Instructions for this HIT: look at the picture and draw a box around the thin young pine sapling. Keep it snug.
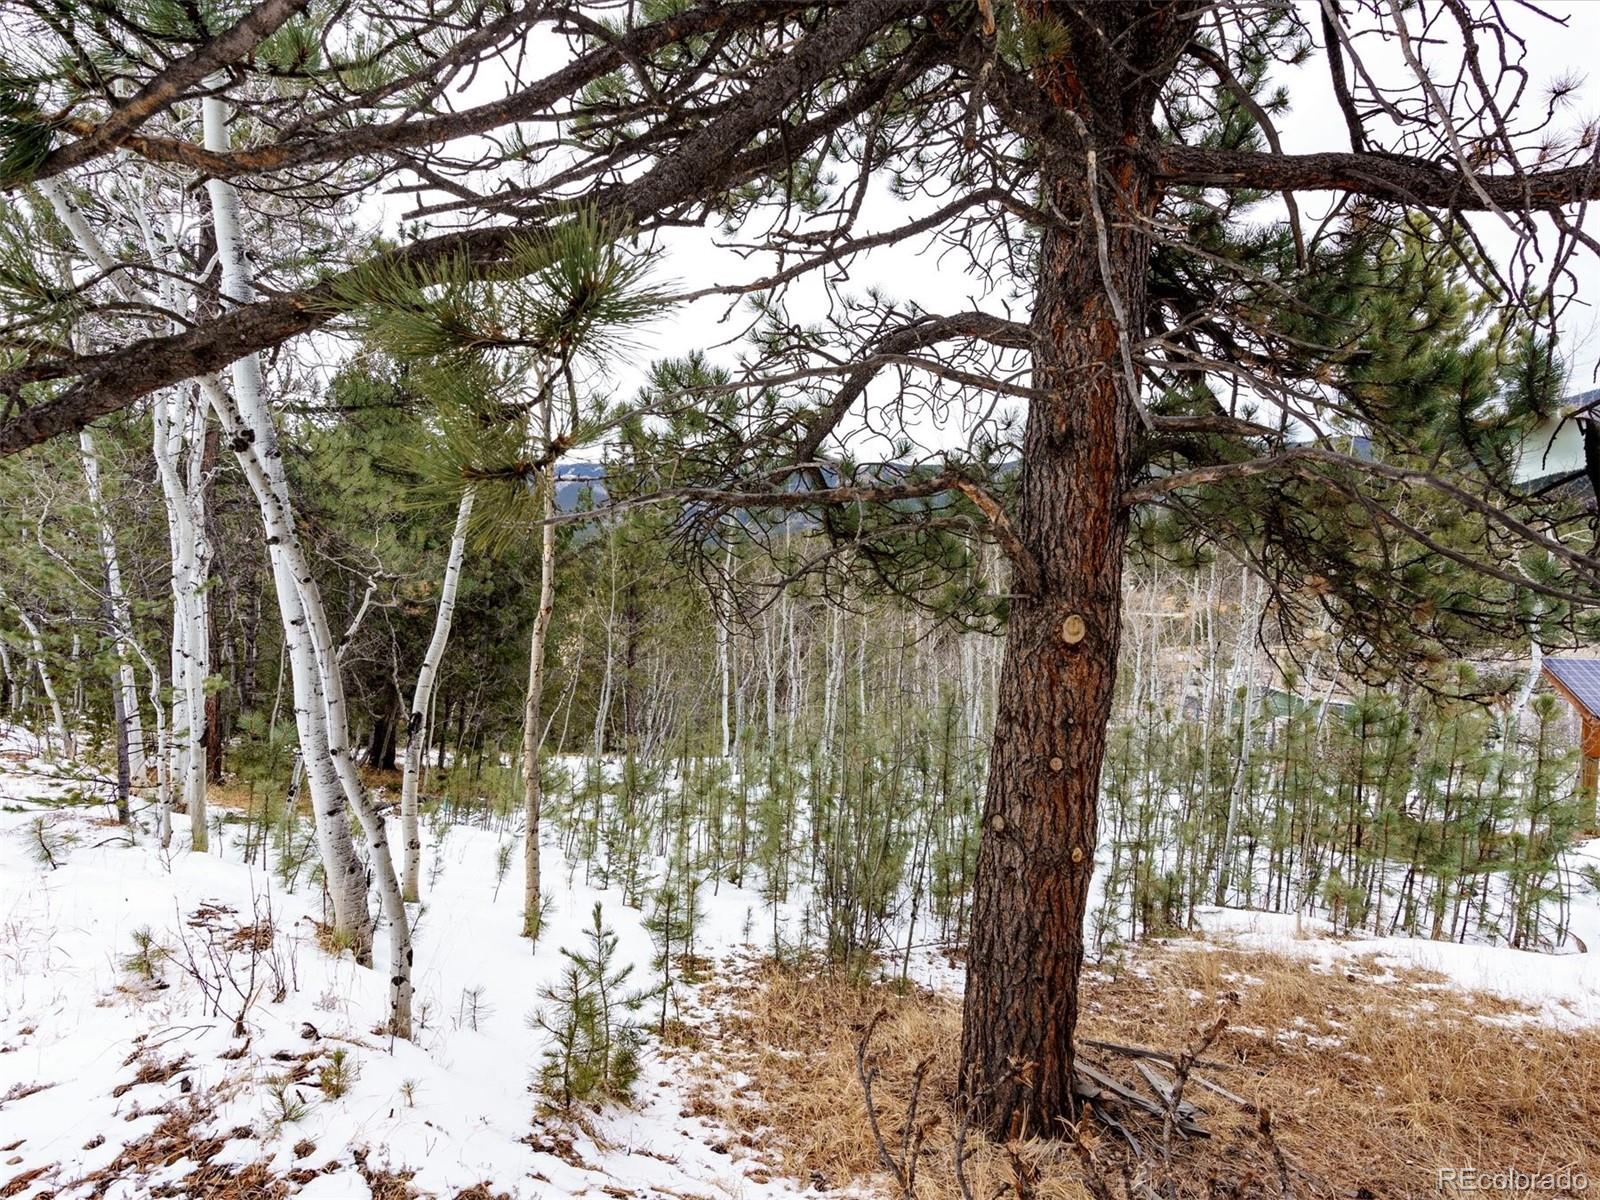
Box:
[644,842,703,1035]
[528,903,650,1109]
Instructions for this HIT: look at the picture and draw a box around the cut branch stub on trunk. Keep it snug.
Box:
[959,0,1199,1140]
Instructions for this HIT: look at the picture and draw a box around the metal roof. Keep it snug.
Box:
[1567,388,1600,419]
[1542,658,1600,719]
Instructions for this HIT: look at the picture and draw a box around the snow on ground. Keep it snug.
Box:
[3,722,1600,1198]
[1187,841,1600,1027]
[0,733,818,1200]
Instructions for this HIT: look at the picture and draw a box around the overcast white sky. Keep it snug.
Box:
[667,1,1600,459]
[364,1,1600,461]
[1269,0,1600,393]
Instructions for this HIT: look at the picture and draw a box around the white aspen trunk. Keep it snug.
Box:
[1511,635,1543,724]
[819,608,836,756]
[183,391,214,815]
[42,177,207,841]
[763,619,778,748]
[131,645,173,846]
[175,399,209,847]
[164,427,189,826]
[522,405,558,939]
[821,606,844,777]
[264,510,372,949]
[12,606,69,758]
[1209,579,1260,908]
[1198,562,1220,785]
[419,671,439,794]
[1502,634,1544,770]
[731,622,744,758]
[201,96,410,1031]
[401,487,475,900]
[201,369,383,974]
[293,535,414,1035]
[40,181,159,782]
[855,615,867,729]
[1216,609,1260,905]
[553,632,583,765]
[52,123,403,1030]
[70,634,83,717]
[717,542,734,758]
[78,430,146,779]
[592,537,617,761]
[151,388,210,851]
[717,604,732,759]
[961,637,979,748]
[785,585,802,726]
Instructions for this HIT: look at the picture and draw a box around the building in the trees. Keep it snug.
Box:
[1539,657,1600,815]
[1513,388,1600,494]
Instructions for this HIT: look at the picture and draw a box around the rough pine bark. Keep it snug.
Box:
[960,0,1196,1137]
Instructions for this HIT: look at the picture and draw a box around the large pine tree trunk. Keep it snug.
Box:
[957,243,1142,1135]
[959,1,1191,1137]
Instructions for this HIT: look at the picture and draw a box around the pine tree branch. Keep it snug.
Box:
[784,312,1031,465]
[21,0,311,184]
[18,1,836,184]
[1149,414,1282,438]
[948,475,1040,595]
[1123,445,1600,584]
[0,0,933,457]
[1158,144,1600,211]
[1318,0,1369,153]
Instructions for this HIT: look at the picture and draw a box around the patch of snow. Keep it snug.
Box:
[0,737,829,1199]
[1188,876,1600,1028]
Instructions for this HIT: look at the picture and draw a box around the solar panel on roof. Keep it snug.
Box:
[1543,658,1600,718]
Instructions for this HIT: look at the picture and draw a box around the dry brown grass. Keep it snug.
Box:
[207,765,398,814]
[687,943,1600,1200]
[358,764,403,792]
[0,1167,50,1199]
[205,779,265,814]
[41,1098,434,1200]
[110,1052,192,1098]
[65,1100,291,1199]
